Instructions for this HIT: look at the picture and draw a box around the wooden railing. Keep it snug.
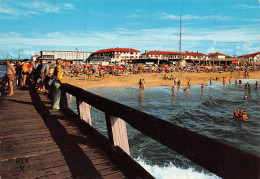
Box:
[60,83,260,178]
[0,77,8,97]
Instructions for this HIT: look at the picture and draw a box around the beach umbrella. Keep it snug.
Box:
[86,65,92,68]
[65,62,71,66]
[139,65,145,68]
[225,65,229,67]
[116,67,123,70]
[200,66,207,69]
[102,65,107,67]
[98,68,103,71]
[163,66,167,69]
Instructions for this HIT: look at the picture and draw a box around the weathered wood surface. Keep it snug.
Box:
[61,83,260,179]
[0,85,153,178]
[105,114,130,155]
[77,98,92,125]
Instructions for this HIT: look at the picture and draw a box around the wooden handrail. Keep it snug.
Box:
[0,76,8,96]
[60,83,260,178]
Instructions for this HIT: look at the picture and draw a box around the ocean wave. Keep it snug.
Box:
[135,158,220,179]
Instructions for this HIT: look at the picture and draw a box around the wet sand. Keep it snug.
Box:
[62,71,260,89]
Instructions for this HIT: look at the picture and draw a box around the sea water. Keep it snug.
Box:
[68,79,260,178]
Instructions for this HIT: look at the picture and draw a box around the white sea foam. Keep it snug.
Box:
[135,158,221,179]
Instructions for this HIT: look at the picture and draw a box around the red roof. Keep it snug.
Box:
[238,52,260,58]
[183,52,208,56]
[225,55,235,58]
[208,52,226,56]
[94,48,140,54]
[33,54,40,57]
[143,51,178,55]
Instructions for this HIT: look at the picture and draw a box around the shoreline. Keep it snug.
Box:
[62,71,260,90]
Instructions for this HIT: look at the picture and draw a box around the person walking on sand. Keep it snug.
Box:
[174,77,177,85]
[5,61,16,96]
[188,80,191,89]
[209,77,212,86]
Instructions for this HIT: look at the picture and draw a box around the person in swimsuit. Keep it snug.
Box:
[5,61,16,96]
[21,59,29,87]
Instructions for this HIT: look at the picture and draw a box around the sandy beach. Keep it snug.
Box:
[62,71,260,89]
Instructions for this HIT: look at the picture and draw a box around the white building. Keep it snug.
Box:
[238,52,260,63]
[208,52,226,59]
[40,50,92,64]
[88,48,140,64]
[141,51,179,59]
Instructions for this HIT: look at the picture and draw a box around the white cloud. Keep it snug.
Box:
[23,50,36,56]
[1,26,259,58]
[0,0,74,19]
[160,14,229,21]
[236,4,260,9]
[20,1,75,13]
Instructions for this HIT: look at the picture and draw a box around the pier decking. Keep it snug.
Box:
[0,85,151,178]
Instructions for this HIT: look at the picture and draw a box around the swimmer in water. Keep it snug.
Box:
[172,86,175,96]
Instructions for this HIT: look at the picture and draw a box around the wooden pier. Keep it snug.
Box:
[0,80,153,178]
[1,78,260,178]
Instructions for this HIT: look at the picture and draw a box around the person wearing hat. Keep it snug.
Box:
[5,61,16,96]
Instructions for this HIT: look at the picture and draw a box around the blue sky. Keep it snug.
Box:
[0,0,260,59]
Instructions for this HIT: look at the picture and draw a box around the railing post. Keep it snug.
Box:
[105,113,130,155]
[60,90,68,109]
[76,98,92,125]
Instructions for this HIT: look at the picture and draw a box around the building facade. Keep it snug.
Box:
[40,50,92,64]
[238,52,260,63]
[141,51,179,59]
[88,48,140,64]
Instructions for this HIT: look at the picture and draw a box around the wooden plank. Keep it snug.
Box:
[105,113,130,155]
[76,98,92,125]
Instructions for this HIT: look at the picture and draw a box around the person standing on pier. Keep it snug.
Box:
[52,58,63,110]
[5,61,16,96]
[39,61,51,92]
[21,59,29,87]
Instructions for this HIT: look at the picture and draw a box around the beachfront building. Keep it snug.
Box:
[141,51,179,60]
[88,48,140,64]
[40,50,92,64]
[139,51,209,64]
[139,50,179,64]
[238,52,260,64]
[207,52,237,66]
